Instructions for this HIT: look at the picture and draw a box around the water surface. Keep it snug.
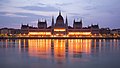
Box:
[0,39,120,68]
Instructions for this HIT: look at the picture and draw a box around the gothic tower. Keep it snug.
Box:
[73,19,82,29]
[51,16,54,35]
[65,15,68,35]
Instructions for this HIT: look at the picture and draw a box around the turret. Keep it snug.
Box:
[73,18,82,29]
[38,19,47,29]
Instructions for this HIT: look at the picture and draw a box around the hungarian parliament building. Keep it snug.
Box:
[5,11,120,37]
[21,11,99,37]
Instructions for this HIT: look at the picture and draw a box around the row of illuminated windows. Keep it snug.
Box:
[28,32,91,36]
[54,29,66,32]
[29,32,51,35]
[68,32,91,35]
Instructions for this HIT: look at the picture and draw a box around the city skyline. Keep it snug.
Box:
[0,0,120,29]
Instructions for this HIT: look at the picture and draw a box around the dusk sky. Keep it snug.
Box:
[0,0,120,29]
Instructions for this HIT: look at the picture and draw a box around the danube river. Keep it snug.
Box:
[0,39,120,68]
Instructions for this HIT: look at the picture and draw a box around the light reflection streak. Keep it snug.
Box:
[99,39,102,53]
[103,39,106,52]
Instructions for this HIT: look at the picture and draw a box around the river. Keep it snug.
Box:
[0,39,120,68]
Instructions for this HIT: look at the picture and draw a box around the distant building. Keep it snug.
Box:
[0,28,15,35]
[111,29,120,35]
[88,24,99,35]
[99,28,111,34]
[21,24,29,34]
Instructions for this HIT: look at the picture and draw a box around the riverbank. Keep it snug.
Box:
[0,36,120,39]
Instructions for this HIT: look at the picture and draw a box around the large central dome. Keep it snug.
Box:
[55,11,64,27]
[56,14,64,23]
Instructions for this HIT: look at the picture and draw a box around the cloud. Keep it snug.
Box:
[0,0,120,28]
[0,12,27,18]
[69,13,89,17]
[0,12,7,15]
[37,3,46,6]
[15,13,50,18]
[0,0,10,4]
[4,13,27,17]
[69,13,81,16]
[84,6,97,10]
[55,3,73,6]
[0,5,57,17]
[20,5,58,12]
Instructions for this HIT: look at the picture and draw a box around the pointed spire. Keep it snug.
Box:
[51,16,54,35]
[73,19,75,22]
[52,16,54,22]
[80,18,82,23]
[52,16,54,25]
[45,19,47,22]
[52,15,54,18]
[59,10,61,15]
[38,19,40,22]
[66,15,68,20]
[65,15,68,35]
[66,15,68,26]
[80,18,82,22]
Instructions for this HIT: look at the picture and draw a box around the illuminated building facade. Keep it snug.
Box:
[21,11,99,37]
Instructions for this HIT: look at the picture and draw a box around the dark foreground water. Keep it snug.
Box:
[0,39,120,68]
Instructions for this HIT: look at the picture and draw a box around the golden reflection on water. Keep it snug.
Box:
[28,39,51,59]
[68,39,91,54]
[16,39,93,61]
[26,39,92,60]
[0,39,120,61]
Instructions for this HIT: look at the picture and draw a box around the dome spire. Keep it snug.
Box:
[59,10,61,15]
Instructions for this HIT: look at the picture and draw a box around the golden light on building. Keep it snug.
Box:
[54,29,66,32]
[68,32,91,36]
[28,32,51,36]
[26,30,92,37]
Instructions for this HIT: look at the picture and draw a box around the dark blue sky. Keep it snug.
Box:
[0,0,120,29]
